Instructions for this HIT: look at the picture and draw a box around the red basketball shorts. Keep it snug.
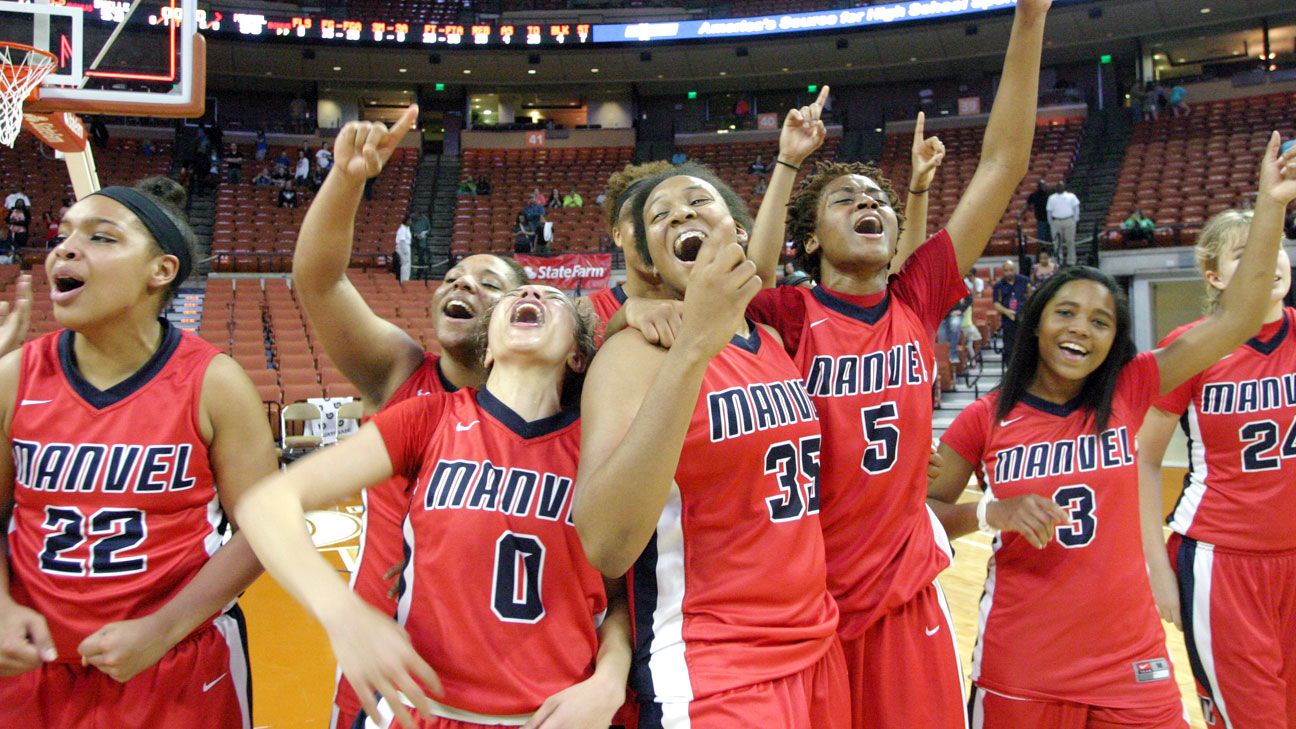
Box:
[0,608,251,729]
[1171,533,1296,728]
[636,636,849,728]
[968,685,1187,729]
[839,580,966,729]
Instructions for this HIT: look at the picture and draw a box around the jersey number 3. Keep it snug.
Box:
[39,506,147,577]
[1052,485,1096,548]
[765,436,821,522]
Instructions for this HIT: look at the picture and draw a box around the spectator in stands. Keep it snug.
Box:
[0,223,13,263]
[395,216,412,282]
[310,165,326,192]
[252,166,273,186]
[523,196,545,228]
[514,213,535,253]
[1121,208,1155,243]
[4,189,29,211]
[993,260,1029,367]
[562,189,583,208]
[1047,181,1081,265]
[294,152,310,185]
[142,139,155,157]
[1170,83,1190,117]
[753,176,768,196]
[670,150,687,165]
[315,144,333,174]
[225,143,244,184]
[538,214,553,254]
[58,197,71,218]
[547,186,563,210]
[412,211,430,250]
[938,290,973,357]
[749,155,768,174]
[1154,81,1169,116]
[1023,178,1052,247]
[1142,81,1160,121]
[6,199,29,249]
[734,98,751,117]
[289,95,309,132]
[458,178,476,195]
[273,151,290,181]
[254,129,268,161]
[89,117,109,147]
[1030,248,1058,287]
[277,181,299,208]
[595,190,608,206]
[531,187,547,206]
[476,176,491,195]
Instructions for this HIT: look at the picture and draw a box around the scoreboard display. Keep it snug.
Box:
[51,0,1019,48]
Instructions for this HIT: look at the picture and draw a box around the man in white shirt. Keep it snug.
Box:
[4,190,30,210]
[1046,181,1081,265]
[394,217,412,282]
[294,153,310,185]
[315,145,332,173]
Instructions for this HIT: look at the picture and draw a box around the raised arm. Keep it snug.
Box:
[293,105,425,407]
[944,0,1050,273]
[892,112,946,271]
[1136,406,1183,630]
[749,86,829,286]
[0,274,31,360]
[574,234,760,577]
[236,423,438,728]
[77,355,275,682]
[1154,134,1296,394]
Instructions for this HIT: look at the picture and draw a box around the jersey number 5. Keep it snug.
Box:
[860,402,899,474]
[1052,485,1096,548]
[492,531,546,624]
[39,506,147,577]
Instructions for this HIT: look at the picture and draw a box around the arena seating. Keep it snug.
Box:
[210,145,418,273]
[678,136,842,212]
[198,276,441,408]
[452,145,633,256]
[1104,90,1296,249]
[879,117,1084,255]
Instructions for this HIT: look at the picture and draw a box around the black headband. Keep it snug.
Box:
[612,177,651,225]
[89,186,192,283]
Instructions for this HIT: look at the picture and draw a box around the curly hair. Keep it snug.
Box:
[627,163,753,269]
[603,160,676,230]
[472,291,598,410]
[785,161,907,280]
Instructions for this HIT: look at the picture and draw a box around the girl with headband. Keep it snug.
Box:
[0,176,276,728]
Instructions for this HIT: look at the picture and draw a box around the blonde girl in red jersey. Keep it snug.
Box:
[236,284,630,729]
[927,136,1296,728]
[1137,205,1296,727]
[0,177,276,728]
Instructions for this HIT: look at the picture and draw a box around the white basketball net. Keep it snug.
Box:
[0,43,57,148]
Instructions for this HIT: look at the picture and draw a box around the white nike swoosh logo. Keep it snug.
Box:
[455,421,479,432]
[810,318,829,328]
[19,399,52,406]
[202,673,227,693]
[925,625,940,636]
[999,417,1024,427]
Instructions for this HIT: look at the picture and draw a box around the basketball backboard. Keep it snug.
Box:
[0,0,204,117]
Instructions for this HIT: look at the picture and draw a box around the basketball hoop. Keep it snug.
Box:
[0,42,57,148]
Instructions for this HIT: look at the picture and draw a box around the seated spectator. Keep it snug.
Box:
[1031,249,1058,286]
[458,178,477,195]
[1121,208,1155,242]
[670,150,687,165]
[513,213,535,253]
[749,155,768,175]
[310,166,326,191]
[562,189,583,208]
[4,189,30,211]
[547,187,562,209]
[278,181,299,208]
[42,211,58,245]
[255,129,268,161]
[1170,84,1190,118]
[141,140,155,157]
[0,223,13,264]
[315,144,333,173]
[476,177,491,195]
[252,166,273,186]
[7,200,29,248]
[294,153,310,185]
[225,143,244,184]
[753,176,768,196]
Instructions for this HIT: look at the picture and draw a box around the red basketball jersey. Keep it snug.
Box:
[627,326,838,704]
[373,388,606,716]
[942,352,1182,708]
[748,232,966,633]
[6,324,223,662]
[585,284,627,346]
[351,353,456,618]
[1155,309,1296,552]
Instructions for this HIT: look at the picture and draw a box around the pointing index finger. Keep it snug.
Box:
[913,111,926,146]
[388,105,420,145]
[814,84,830,110]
